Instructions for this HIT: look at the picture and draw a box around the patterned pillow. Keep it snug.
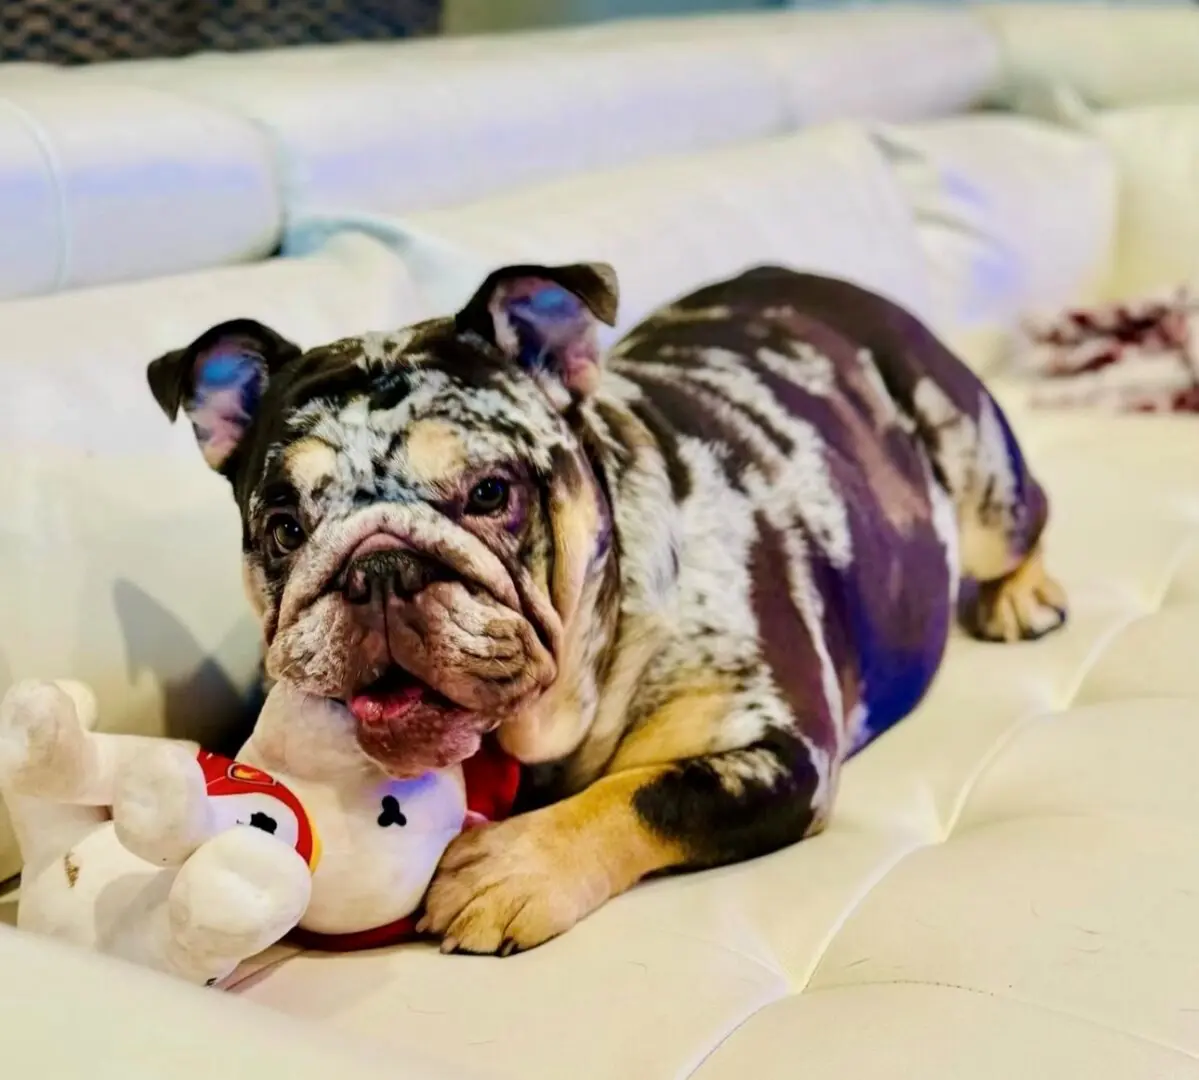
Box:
[0,0,440,64]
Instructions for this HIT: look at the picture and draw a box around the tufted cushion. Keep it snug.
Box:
[0,75,281,301]
[289,124,935,347]
[225,380,1199,1079]
[874,114,1117,374]
[0,234,428,883]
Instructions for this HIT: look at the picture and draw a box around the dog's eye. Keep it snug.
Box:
[465,477,510,516]
[265,513,306,557]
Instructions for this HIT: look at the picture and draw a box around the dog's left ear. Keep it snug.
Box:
[147,318,302,472]
[456,262,619,408]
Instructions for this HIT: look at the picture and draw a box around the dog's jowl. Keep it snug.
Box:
[148,264,1066,956]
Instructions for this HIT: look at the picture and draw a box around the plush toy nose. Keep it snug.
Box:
[343,550,445,605]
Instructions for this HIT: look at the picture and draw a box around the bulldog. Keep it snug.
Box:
[147,264,1066,956]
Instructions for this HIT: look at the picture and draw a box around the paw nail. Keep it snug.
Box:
[499,940,517,958]
[441,937,458,954]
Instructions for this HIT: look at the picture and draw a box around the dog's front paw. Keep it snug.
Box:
[419,811,608,956]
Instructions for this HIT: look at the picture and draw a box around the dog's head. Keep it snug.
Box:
[148,263,619,777]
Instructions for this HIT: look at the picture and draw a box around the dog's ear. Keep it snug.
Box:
[147,319,302,471]
[456,263,619,409]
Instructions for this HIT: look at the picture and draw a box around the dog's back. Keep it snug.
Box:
[598,267,1056,766]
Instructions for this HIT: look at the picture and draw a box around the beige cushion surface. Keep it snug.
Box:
[0,922,479,1080]
[563,7,1000,125]
[222,381,1199,1078]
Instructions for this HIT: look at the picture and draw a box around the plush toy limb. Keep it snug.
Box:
[0,680,193,804]
[0,681,101,872]
[0,680,100,797]
[155,826,312,985]
[0,679,197,875]
[113,741,219,867]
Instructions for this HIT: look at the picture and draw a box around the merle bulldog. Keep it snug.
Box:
[147,264,1066,956]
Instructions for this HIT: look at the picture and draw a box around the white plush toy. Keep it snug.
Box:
[0,678,519,985]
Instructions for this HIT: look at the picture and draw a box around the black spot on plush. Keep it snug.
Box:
[378,795,407,828]
[248,811,278,834]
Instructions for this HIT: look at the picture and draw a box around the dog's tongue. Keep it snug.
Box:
[348,683,425,727]
[349,675,484,778]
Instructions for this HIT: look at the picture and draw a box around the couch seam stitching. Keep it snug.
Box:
[679,996,776,1080]
[792,840,925,996]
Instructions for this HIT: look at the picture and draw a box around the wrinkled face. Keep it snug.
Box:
[148,263,620,776]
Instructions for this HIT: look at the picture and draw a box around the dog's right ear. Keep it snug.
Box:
[147,319,302,471]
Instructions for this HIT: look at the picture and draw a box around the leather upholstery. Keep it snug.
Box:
[219,380,1199,1080]
[980,3,1199,109]
[1085,104,1199,297]
[3,7,1199,1078]
[295,124,936,345]
[873,113,1118,376]
[0,74,280,300]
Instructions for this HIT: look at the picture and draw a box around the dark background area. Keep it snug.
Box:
[0,0,443,63]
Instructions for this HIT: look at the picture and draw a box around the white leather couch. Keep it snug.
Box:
[4,6,1199,1077]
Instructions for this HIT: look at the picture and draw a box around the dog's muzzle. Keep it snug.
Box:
[331,531,556,777]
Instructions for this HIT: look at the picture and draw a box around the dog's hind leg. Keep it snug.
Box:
[732,270,1068,644]
[907,370,1067,643]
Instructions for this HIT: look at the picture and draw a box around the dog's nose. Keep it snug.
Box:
[343,550,443,605]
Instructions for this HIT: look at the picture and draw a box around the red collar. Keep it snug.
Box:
[287,915,422,953]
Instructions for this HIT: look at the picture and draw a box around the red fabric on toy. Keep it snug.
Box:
[286,739,520,954]
[288,913,421,953]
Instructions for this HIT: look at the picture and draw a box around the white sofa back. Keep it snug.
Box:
[0,73,280,301]
[287,112,1116,379]
[290,124,934,342]
[873,114,1116,355]
[63,9,997,219]
[0,4,1195,307]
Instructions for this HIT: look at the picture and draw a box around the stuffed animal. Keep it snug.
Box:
[0,678,519,986]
